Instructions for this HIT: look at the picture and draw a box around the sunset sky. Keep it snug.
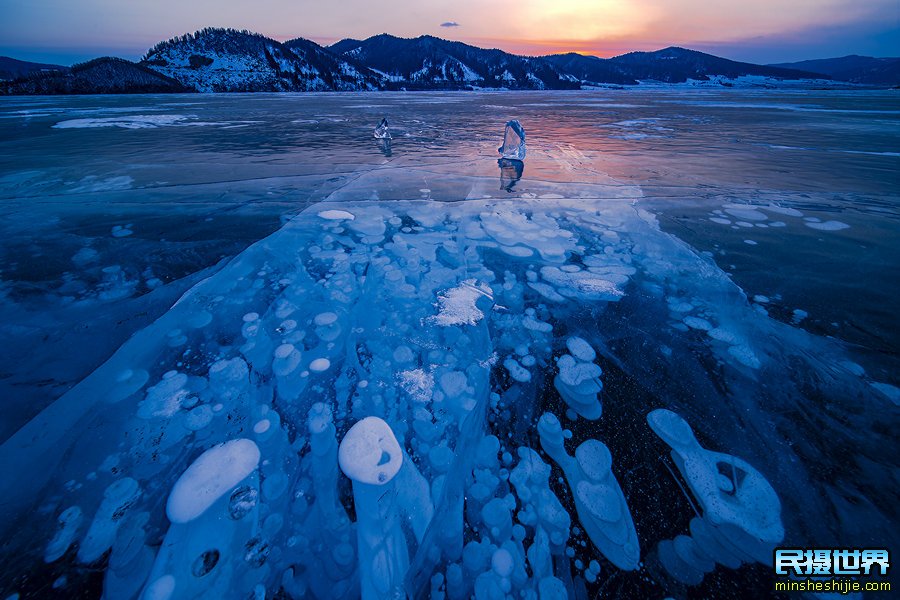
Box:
[1,0,898,65]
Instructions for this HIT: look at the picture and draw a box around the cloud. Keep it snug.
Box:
[440,22,460,28]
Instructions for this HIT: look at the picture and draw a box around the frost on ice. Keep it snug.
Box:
[0,160,892,599]
[430,279,493,327]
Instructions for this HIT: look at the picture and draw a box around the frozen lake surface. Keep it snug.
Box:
[0,90,897,599]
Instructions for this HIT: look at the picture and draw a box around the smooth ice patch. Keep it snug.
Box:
[53,115,190,129]
[805,220,849,231]
[871,382,899,406]
[166,439,261,524]
[723,208,767,222]
[71,176,134,193]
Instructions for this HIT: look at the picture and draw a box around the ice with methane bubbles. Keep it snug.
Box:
[538,413,640,570]
[554,336,604,420]
[0,157,891,600]
[338,416,408,599]
[648,409,784,585]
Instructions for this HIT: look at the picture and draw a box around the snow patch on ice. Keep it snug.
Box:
[430,279,493,326]
[398,368,435,403]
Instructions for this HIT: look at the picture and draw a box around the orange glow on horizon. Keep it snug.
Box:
[298,0,895,61]
[3,0,897,65]
[302,34,658,60]
[460,37,669,59]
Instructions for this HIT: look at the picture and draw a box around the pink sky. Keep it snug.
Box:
[2,0,897,64]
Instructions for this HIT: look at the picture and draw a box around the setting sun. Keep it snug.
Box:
[515,0,659,41]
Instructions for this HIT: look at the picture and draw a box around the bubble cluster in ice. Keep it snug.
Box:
[648,409,784,585]
[11,174,879,600]
[538,413,640,570]
[554,337,603,420]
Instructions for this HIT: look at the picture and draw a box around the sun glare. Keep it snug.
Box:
[518,0,659,41]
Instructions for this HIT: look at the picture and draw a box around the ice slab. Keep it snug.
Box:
[498,120,526,160]
[374,117,391,140]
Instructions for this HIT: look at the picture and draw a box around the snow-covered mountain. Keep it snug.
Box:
[329,34,579,90]
[10,29,892,96]
[141,28,382,92]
